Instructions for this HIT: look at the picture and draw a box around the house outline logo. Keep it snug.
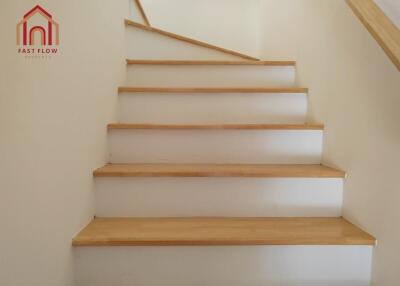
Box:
[17,5,60,46]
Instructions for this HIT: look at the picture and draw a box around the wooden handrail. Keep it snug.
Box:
[125,19,260,60]
[133,0,150,26]
[347,0,400,71]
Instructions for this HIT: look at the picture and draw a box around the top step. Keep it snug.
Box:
[125,19,260,61]
[126,59,296,66]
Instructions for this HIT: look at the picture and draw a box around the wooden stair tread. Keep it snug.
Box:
[126,59,296,66]
[93,164,345,178]
[125,19,259,61]
[118,87,308,93]
[72,217,376,246]
[107,123,324,130]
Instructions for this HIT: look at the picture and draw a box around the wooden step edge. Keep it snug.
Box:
[126,59,296,66]
[118,87,309,93]
[72,217,376,247]
[93,164,346,178]
[107,123,324,130]
[124,19,260,61]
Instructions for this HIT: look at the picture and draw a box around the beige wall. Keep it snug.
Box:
[0,0,127,285]
[135,0,261,57]
[260,1,400,285]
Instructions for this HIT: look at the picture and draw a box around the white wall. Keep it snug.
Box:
[132,0,261,57]
[0,0,127,285]
[260,1,400,285]
[374,0,400,27]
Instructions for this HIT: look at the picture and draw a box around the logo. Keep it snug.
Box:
[16,5,60,57]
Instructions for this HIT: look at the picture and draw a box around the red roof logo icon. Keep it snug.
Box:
[16,5,59,46]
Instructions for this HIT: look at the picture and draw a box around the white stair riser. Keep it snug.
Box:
[126,65,296,87]
[95,178,343,217]
[126,28,241,60]
[118,92,308,124]
[75,246,372,286]
[108,130,323,164]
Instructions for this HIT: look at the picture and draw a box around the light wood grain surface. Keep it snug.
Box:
[73,217,376,246]
[126,59,296,66]
[118,87,308,93]
[107,123,324,130]
[93,164,345,178]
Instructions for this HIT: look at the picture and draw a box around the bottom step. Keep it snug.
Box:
[75,245,373,286]
[73,217,375,246]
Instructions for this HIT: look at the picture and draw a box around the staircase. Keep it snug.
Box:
[73,13,376,286]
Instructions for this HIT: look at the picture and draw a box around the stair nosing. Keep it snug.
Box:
[126,59,296,66]
[72,217,376,246]
[118,87,308,93]
[93,164,346,178]
[107,123,324,130]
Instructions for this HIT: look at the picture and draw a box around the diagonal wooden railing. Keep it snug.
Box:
[125,19,260,60]
[129,1,259,60]
[347,0,400,71]
[133,0,150,26]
